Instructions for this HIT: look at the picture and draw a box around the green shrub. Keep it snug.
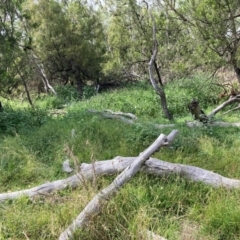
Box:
[55,85,79,101]
[0,106,48,135]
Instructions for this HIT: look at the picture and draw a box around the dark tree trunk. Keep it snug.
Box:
[18,70,34,108]
[154,60,163,86]
[0,102,3,112]
[233,64,240,85]
[74,68,83,97]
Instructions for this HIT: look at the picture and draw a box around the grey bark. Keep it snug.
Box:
[31,53,57,95]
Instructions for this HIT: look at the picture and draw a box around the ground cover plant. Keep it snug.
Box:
[1,75,240,239]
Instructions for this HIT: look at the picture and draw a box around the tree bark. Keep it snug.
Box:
[149,15,173,121]
[154,60,163,86]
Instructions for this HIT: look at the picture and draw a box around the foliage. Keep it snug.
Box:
[23,0,106,94]
[0,106,48,135]
[170,0,240,81]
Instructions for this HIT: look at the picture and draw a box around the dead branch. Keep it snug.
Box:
[103,109,137,119]
[208,95,240,118]
[59,130,178,240]
[222,104,240,115]
[186,121,240,127]
[2,153,240,204]
[88,109,175,128]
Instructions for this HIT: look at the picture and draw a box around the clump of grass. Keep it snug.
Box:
[165,74,222,116]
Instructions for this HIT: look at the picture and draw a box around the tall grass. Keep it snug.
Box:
[0,75,240,239]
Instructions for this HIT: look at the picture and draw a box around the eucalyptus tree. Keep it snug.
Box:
[164,0,240,83]
[102,0,152,81]
[101,0,174,120]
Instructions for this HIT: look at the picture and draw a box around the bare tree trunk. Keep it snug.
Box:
[18,70,34,108]
[72,64,84,97]
[30,52,57,95]
[149,16,173,120]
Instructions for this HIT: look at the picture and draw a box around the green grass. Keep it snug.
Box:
[1,75,240,239]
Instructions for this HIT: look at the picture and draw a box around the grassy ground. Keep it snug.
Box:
[1,76,240,239]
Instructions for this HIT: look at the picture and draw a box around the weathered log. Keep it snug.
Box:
[88,109,175,128]
[3,152,240,203]
[88,109,135,124]
[59,130,178,240]
[89,109,137,120]
[186,121,240,128]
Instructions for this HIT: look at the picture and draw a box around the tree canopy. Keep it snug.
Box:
[0,0,240,97]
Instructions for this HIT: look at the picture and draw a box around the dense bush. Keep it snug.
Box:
[0,106,48,135]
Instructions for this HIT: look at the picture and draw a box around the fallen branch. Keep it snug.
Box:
[222,104,240,115]
[59,130,178,240]
[88,109,137,119]
[88,109,135,124]
[88,109,175,128]
[3,150,240,203]
[208,95,240,118]
[186,121,240,128]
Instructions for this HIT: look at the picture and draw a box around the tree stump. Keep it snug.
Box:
[188,99,208,122]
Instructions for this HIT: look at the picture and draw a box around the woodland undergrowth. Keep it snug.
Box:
[1,75,240,240]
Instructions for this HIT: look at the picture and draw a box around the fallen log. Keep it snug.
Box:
[88,109,136,124]
[186,121,240,128]
[59,130,178,240]
[88,108,240,129]
[2,154,240,203]
[208,95,240,119]
[88,109,175,128]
